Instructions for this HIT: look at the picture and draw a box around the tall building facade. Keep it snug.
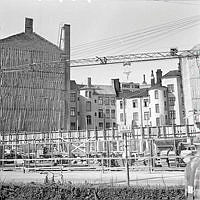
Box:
[79,78,117,130]
[180,44,200,125]
[0,18,70,132]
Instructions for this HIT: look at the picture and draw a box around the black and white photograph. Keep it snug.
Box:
[0,0,200,199]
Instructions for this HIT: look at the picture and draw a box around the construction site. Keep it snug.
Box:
[0,17,200,174]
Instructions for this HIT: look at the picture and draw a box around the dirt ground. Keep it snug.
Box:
[0,169,185,186]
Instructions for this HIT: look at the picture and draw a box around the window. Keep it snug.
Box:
[98,109,103,118]
[88,91,92,98]
[70,122,76,130]
[86,115,92,125]
[167,84,174,92]
[144,112,149,120]
[169,97,175,106]
[111,97,115,105]
[99,122,103,129]
[164,101,167,110]
[144,99,148,107]
[155,104,159,113]
[94,99,97,103]
[155,90,159,99]
[120,113,124,122]
[149,108,151,117]
[156,117,160,126]
[105,97,110,105]
[111,110,115,119]
[70,93,76,102]
[106,122,110,129]
[86,101,91,111]
[132,100,138,108]
[105,109,110,118]
[169,110,176,119]
[98,97,103,105]
[85,91,88,97]
[133,112,138,121]
[120,101,123,109]
[164,90,167,97]
[70,107,76,116]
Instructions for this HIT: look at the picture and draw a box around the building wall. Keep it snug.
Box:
[149,87,168,126]
[79,88,116,130]
[162,76,185,125]
[0,19,70,132]
[181,56,200,124]
[116,96,150,129]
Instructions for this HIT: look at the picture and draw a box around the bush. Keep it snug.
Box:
[0,183,185,200]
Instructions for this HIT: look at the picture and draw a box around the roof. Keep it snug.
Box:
[0,32,62,53]
[117,88,149,99]
[79,84,116,95]
[162,70,181,79]
[148,84,167,90]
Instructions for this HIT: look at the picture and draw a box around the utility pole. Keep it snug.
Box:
[125,132,130,186]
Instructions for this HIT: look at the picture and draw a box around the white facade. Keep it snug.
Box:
[116,89,150,129]
[148,86,168,126]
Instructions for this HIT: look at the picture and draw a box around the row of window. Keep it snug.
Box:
[119,110,175,123]
[119,99,149,109]
[98,109,115,119]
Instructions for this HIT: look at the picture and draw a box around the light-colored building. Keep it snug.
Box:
[79,78,117,130]
[162,70,185,125]
[180,44,200,125]
[116,88,150,129]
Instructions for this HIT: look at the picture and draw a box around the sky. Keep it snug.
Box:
[0,0,200,85]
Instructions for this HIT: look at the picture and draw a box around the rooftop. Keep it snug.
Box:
[117,88,149,99]
[162,70,181,79]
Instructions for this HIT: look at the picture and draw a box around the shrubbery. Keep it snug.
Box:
[0,182,185,200]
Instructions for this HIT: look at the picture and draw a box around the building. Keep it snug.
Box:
[116,88,149,129]
[162,70,185,125]
[0,18,70,133]
[70,80,80,130]
[79,78,117,130]
[180,44,200,125]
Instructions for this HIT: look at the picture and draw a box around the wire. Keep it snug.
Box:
[71,17,200,58]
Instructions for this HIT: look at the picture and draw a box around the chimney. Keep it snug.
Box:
[142,74,147,85]
[25,18,33,34]
[88,77,91,87]
[156,69,162,86]
[151,70,155,86]
[111,78,121,97]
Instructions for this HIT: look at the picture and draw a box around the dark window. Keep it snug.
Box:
[111,110,115,119]
[144,99,148,107]
[70,122,76,130]
[85,91,88,97]
[169,110,176,119]
[132,100,138,108]
[106,122,110,129]
[156,117,160,126]
[99,122,103,129]
[120,101,123,109]
[89,91,92,98]
[98,109,103,118]
[86,115,92,125]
